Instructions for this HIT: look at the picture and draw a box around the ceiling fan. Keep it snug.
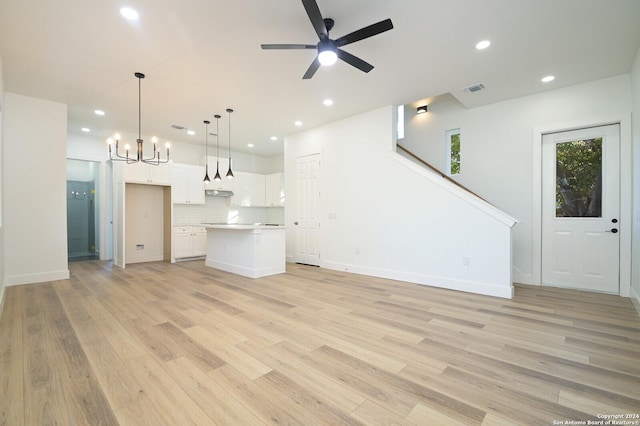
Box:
[261,0,393,79]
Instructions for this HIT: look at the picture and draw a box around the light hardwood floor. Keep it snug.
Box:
[1,260,639,425]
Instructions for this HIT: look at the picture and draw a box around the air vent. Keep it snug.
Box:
[463,83,485,93]
[171,124,185,130]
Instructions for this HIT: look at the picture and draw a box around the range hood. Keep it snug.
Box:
[205,189,234,197]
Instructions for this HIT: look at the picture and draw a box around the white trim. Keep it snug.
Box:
[322,260,514,299]
[532,114,632,297]
[6,269,70,286]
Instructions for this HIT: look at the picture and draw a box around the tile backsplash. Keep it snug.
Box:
[173,196,284,225]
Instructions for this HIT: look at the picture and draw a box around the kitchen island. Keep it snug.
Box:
[203,224,286,278]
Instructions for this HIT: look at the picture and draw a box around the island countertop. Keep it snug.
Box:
[201,223,285,230]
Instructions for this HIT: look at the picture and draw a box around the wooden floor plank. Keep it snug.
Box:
[23,284,118,425]
[161,356,267,426]
[1,260,638,425]
[0,285,24,426]
[123,354,214,425]
[238,339,368,413]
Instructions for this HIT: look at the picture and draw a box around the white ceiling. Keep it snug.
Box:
[1,0,639,157]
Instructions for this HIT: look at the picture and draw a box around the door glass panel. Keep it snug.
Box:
[555,138,602,218]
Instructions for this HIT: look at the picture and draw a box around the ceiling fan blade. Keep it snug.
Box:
[337,49,374,73]
[302,0,328,40]
[261,44,317,50]
[302,57,321,79]
[335,18,394,47]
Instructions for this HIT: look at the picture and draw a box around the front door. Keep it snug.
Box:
[541,124,620,293]
[295,154,321,266]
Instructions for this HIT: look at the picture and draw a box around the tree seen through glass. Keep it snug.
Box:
[450,133,460,175]
[555,138,602,217]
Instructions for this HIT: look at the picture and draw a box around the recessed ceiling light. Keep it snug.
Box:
[94,109,105,116]
[323,99,333,106]
[541,75,555,83]
[81,127,90,132]
[247,143,254,148]
[120,7,139,21]
[187,130,195,135]
[475,40,491,50]
[294,120,303,127]
[270,136,278,141]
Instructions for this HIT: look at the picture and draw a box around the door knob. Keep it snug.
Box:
[611,218,618,223]
[294,221,299,225]
[606,228,618,233]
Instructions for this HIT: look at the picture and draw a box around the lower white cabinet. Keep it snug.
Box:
[174,226,207,259]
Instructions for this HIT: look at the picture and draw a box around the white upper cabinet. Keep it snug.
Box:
[230,172,265,206]
[123,161,172,185]
[265,172,285,206]
[172,163,205,204]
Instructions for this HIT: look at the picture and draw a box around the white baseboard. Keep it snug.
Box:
[6,269,70,286]
[205,259,286,279]
[321,261,513,299]
[0,284,5,320]
[512,267,535,285]
[630,286,640,317]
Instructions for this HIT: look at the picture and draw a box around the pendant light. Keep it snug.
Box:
[203,120,211,182]
[108,72,170,165]
[226,108,234,179]
[214,114,222,181]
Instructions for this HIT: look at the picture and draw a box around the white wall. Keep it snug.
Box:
[125,184,165,263]
[4,93,69,285]
[69,131,284,186]
[401,75,633,291]
[285,106,516,298]
[0,53,5,310]
[630,48,640,311]
[83,130,283,174]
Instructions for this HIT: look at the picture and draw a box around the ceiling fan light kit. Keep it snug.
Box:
[318,40,338,65]
[261,0,393,79]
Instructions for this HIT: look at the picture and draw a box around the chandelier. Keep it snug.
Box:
[108,72,170,165]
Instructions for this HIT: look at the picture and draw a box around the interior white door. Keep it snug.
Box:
[542,124,620,293]
[295,154,321,265]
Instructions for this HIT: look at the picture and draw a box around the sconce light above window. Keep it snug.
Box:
[416,105,428,114]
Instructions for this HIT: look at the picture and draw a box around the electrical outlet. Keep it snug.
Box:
[136,244,144,250]
[462,256,470,266]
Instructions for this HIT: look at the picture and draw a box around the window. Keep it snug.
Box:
[555,138,602,217]
[446,129,461,175]
[396,105,404,140]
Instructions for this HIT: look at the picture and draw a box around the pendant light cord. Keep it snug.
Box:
[226,108,234,178]
[138,76,141,140]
